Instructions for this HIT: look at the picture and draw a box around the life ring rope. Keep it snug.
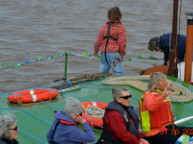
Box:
[82,114,103,128]
[9,93,54,104]
[81,101,108,128]
[8,88,58,104]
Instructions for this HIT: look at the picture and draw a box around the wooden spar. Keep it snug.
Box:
[168,0,178,77]
[184,13,193,84]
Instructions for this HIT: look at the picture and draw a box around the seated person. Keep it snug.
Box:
[0,113,19,144]
[139,72,193,144]
[47,97,96,144]
[97,87,149,144]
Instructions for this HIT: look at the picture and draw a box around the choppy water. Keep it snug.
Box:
[0,0,192,93]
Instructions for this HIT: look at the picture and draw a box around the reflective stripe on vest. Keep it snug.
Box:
[139,95,150,132]
[139,90,172,132]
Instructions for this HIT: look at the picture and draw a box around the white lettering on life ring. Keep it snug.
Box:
[30,89,34,95]
[32,94,37,102]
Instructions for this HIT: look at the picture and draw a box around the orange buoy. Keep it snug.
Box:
[8,88,59,104]
[81,101,108,128]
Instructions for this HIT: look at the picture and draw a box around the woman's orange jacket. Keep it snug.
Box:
[140,91,174,137]
[94,22,126,56]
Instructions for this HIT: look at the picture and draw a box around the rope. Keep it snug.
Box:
[102,76,193,103]
[69,72,113,84]
[82,104,105,129]
[0,52,163,70]
[84,104,105,119]
[82,114,103,128]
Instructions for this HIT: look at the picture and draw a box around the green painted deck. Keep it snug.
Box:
[0,76,193,144]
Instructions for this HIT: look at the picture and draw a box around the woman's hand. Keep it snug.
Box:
[162,84,173,99]
[71,114,86,124]
[139,138,149,144]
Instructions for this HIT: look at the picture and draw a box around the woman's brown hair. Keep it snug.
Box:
[107,7,122,23]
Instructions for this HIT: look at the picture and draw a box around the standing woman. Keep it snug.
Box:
[0,114,19,144]
[93,7,127,76]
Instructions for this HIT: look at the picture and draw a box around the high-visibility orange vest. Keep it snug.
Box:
[139,90,174,136]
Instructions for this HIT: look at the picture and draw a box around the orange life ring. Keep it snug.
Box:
[81,101,108,128]
[8,88,59,104]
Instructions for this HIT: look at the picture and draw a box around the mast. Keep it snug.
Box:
[184,13,193,84]
[168,0,178,77]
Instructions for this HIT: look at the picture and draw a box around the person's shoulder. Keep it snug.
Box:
[101,22,108,28]
[99,23,108,31]
[180,34,186,38]
[164,33,186,38]
[106,109,120,116]
[116,24,126,32]
[145,91,160,97]
[162,33,170,37]
[118,23,125,28]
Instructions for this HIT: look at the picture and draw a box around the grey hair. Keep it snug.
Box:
[0,114,17,139]
[112,87,129,100]
[148,72,166,91]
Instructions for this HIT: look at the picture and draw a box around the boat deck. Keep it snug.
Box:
[0,76,193,144]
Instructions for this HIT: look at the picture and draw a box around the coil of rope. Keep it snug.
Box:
[102,75,193,103]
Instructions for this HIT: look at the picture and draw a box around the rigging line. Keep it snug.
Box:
[0,52,163,70]
[0,54,64,70]
[178,0,183,80]
[0,108,52,125]
[178,0,182,35]
[19,129,48,144]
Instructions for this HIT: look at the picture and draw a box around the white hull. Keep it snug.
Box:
[177,61,193,82]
